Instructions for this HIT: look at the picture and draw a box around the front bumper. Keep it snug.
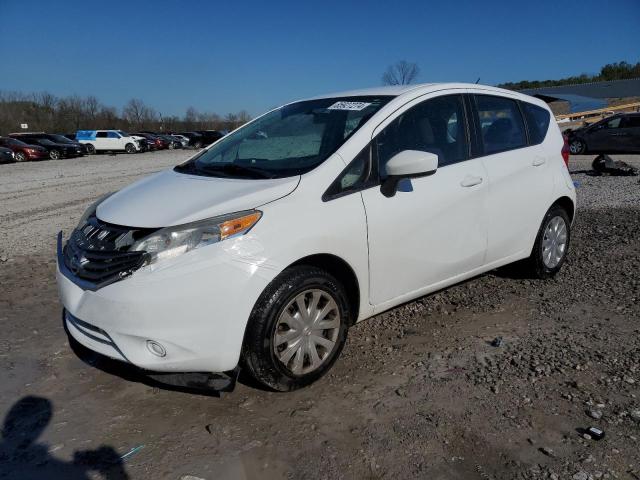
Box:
[56,231,275,373]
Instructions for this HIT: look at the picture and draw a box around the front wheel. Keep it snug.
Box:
[569,139,585,155]
[14,151,27,162]
[49,149,61,160]
[523,205,571,279]
[125,143,136,154]
[242,266,351,391]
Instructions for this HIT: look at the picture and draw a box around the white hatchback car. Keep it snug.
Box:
[57,83,576,391]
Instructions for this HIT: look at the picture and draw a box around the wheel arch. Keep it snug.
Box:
[288,253,361,324]
[551,196,575,223]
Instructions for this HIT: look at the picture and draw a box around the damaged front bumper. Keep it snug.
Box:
[63,309,240,393]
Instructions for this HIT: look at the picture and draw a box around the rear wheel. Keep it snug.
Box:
[193,141,203,149]
[242,266,351,391]
[125,143,136,154]
[168,142,176,150]
[14,151,27,162]
[523,205,571,279]
[85,144,96,155]
[49,149,61,160]
[569,139,585,155]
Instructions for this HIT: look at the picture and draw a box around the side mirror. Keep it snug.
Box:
[381,150,438,197]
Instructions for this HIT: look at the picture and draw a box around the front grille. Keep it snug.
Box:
[63,215,155,287]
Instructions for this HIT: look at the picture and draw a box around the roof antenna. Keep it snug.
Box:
[475,77,481,84]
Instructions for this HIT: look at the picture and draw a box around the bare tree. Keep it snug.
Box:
[0,89,250,134]
[382,60,420,85]
[122,99,157,129]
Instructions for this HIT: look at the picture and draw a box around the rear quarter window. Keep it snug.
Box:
[521,102,551,145]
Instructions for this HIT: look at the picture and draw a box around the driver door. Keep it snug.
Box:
[361,93,488,308]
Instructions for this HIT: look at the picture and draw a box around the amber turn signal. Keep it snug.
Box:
[220,212,262,240]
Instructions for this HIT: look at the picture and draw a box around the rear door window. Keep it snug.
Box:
[620,116,640,128]
[96,132,108,138]
[474,95,527,155]
[521,102,551,145]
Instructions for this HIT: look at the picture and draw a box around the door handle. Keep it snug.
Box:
[532,157,546,167]
[460,175,483,187]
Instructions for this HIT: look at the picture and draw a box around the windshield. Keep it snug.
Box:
[49,134,73,143]
[39,139,55,145]
[117,130,130,137]
[3,138,28,147]
[175,96,392,179]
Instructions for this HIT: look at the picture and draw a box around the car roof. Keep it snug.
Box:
[304,82,547,107]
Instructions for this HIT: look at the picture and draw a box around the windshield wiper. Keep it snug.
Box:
[198,163,276,179]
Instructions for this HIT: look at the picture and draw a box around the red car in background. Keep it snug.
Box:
[132,133,169,150]
[0,136,49,161]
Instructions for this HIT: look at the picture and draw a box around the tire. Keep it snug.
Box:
[168,142,176,150]
[85,144,96,155]
[14,151,27,162]
[523,205,571,279]
[242,266,351,391]
[125,143,136,154]
[193,141,203,149]
[569,139,585,155]
[49,149,61,160]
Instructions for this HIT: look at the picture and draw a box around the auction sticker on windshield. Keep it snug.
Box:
[327,101,372,111]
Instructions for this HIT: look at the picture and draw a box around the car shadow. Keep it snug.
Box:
[0,396,129,480]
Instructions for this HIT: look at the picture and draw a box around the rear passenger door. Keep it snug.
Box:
[471,94,553,264]
[617,115,640,152]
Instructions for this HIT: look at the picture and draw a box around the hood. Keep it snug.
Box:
[96,169,300,228]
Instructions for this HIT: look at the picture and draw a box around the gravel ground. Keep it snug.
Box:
[0,149,194,259]
[0,152,638,479]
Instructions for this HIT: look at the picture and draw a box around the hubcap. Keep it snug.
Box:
[51,151,59,159]
[569,141,582,154]
[273,289,341,375]
[542,216,567,268]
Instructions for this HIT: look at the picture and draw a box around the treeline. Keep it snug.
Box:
[498,61,640,91]
[0,91,251,134]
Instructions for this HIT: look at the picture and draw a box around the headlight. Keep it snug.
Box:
[77,192,114,229]
[131,210,262,265]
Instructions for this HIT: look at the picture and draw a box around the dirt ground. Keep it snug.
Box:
[0,152,639,480]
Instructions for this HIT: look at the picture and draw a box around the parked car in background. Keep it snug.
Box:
[195,130,224,146]
[169,134,189,147]
[9,132,88,155]
[178,131,205,148]
[9,133,83,160]
[57,83,576,392]
[132,132,167,150]
[76,130,143,154]
[0,137,49,161]
[567,112,640,154]
[158,134,183,149]
[0,146,14,163]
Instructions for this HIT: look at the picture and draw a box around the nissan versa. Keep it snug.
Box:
[57,83,576,391]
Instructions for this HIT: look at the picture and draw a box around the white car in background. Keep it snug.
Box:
[57,83,575,392]
[76,129,142,154]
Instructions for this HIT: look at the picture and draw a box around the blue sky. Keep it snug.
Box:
[0,0,638,117]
